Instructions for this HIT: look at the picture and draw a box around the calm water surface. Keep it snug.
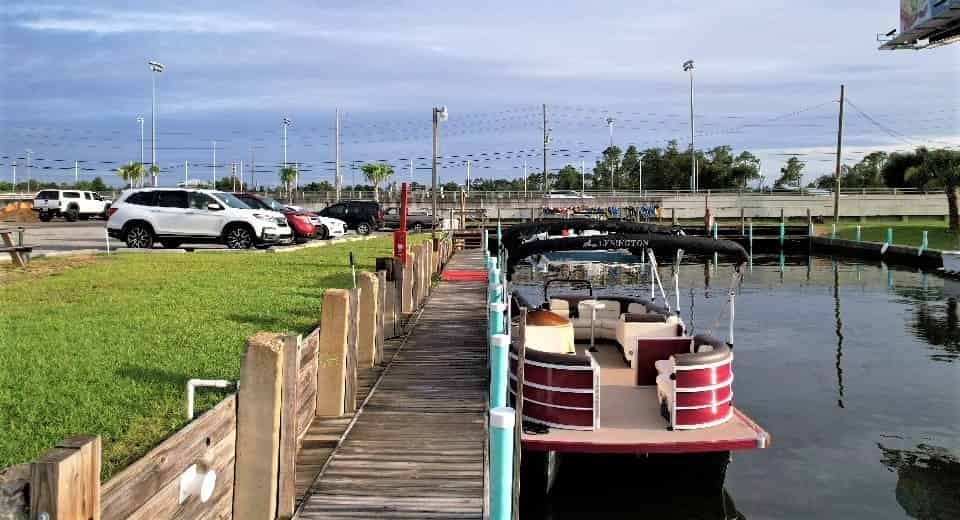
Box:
[513,254,960,519]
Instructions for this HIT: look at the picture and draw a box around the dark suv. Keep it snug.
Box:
[318,200,382,235]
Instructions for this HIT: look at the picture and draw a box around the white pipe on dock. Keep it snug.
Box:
[186,379,234,420]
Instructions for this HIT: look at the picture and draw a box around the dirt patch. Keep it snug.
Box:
[0,254,103,284]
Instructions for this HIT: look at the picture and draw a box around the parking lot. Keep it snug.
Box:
[7,220,369,257]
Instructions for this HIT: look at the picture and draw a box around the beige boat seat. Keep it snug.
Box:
[572,299,621,340]
[548,299,570,319]
[524,309,576,355]
[617,313,685,366]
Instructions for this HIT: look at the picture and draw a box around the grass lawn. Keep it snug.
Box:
[0,235,427,478]
[830,220,958,251]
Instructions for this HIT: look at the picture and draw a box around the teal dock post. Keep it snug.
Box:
[483,229,489,258]
[713,221,719,240]
[919,230,928,255]
[831,223,836,240]
[856,225,861,242]
[490,332,509,408]
[887,227,893,245]
[779,222,785,247]
[489,407,516,520]
[749,221,753,255]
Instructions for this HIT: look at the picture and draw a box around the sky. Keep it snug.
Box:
[1,0,958,188]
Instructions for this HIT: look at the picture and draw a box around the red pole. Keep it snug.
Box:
[394,183,409,265]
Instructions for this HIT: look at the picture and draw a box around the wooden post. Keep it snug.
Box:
[30,435,101,520]
[403,252,415,312]
[358,272,379,368]
[277,334,301,520]
[376,270,387,365]
[316,289,350,416]
[233,332,284,520]
[345,288,361,413]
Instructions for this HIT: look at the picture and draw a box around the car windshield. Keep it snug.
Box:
[213,192,256,209]
[257,197,286,212]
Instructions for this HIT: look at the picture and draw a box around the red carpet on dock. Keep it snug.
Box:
[442,270,488,282]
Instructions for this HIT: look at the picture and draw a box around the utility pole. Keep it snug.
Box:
[184,160,189,186]
[580,159,586,197]
[522,160,527,196]
[26,149,32,193]
[75,161,79,185]
[239,160,244,191]
[542,103,549,194]
[606,117,615,147]
[335,108,341,201]
[12,161,16,190]
[409,158,414,184]
[431,106,449,241]
[465,159,471,194]
[250,144,256,191]
[834,84,845,224]
[212,140,217,188]
[683,59,696,192]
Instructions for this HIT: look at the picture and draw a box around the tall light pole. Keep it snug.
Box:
[542,103,549,195]
[683,59,696,192]
[638,153,645,195]
[432,105,448,241]
[136,116,144,166]
[522,160,527,197]
[580,160,586,197]
[465,159,471,194]
[282,115,292,168]
[11,161,16,190]
[148,61,164,187]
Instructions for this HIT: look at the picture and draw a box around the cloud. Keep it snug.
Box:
[18,11,277,34]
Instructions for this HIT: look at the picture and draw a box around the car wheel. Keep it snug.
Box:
[224,225,254,249]
[318,225,329,240]
[64,208,79,222]
[356,222,372,235]
[38,212,52,222]
[125,223,154,248]
[160,240,181,249]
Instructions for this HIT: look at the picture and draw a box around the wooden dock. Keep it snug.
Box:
[296,250,488,519]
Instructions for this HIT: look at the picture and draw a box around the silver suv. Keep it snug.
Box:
[107,188,292,249]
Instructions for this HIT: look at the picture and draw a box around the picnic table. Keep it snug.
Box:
[0,227,32,267]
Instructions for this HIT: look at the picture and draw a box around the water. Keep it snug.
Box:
[513,253,960,519]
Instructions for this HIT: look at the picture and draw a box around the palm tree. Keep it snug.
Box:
[360,162,395,202]
[905,148,960,233]
[116,162,144,188]
[279,166,298,199]
[148,165,160,188]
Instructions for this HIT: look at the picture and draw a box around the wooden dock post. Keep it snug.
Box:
[316,289,350,417]
[358,272,379,368]
[376,270,387,365]
[404,251,415,312]
[345,288,361,413]
[30,435,101,520]
[234,332,284,520]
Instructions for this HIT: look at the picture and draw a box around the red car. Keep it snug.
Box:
[233,193,316,243]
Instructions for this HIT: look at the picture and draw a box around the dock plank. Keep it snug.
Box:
[295,250,487,519]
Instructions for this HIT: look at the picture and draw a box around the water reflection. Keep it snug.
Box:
[832,260,845,408]
[878,443,960,519]
[909,297,960,363]
[521,453,744,520]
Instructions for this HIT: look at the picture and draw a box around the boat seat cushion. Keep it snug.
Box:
[577,300,621,321]
[548,299,570,319]
[525,322,576,355]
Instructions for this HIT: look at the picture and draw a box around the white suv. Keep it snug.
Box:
[107,188,292,249]
[33,189,112,221]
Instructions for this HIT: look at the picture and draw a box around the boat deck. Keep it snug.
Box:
[521,343,770,454]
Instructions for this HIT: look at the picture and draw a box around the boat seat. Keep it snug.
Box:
[548,299,570,319]
[655,337,734,430]
[617,314,685,366]
[524,309,576,355]
[571,300,621,340]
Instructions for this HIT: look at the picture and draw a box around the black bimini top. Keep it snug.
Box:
[505,233,749,277]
